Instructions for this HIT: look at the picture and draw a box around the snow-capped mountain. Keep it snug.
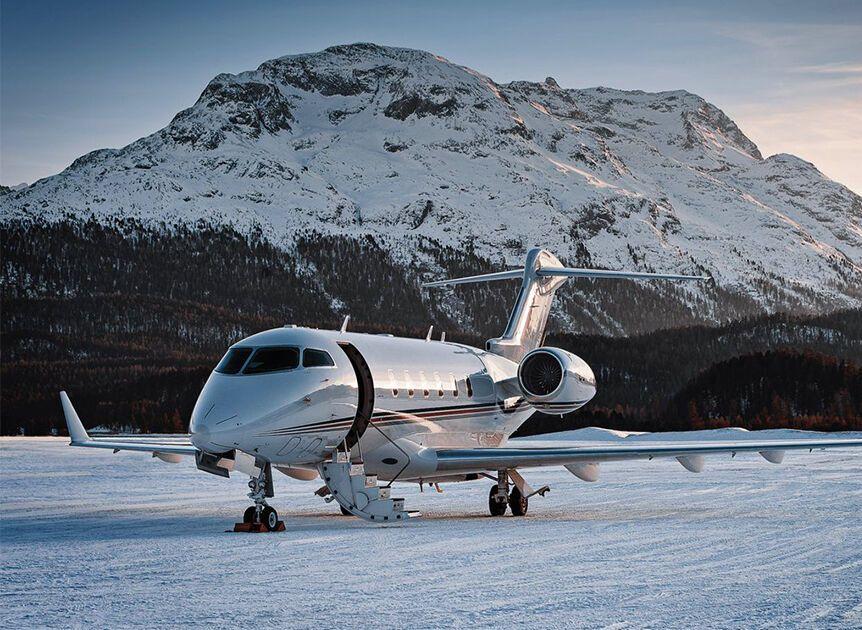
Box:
[3,43,860,335]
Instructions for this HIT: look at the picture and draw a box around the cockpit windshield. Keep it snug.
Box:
[214,347,253,374]
[242,346,300,374]
[214,345,334,375]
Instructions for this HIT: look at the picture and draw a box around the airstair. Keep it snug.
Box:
[318,453,418,522]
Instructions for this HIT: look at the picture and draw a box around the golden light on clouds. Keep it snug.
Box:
[714,22,862,194]
[736,98,862,194]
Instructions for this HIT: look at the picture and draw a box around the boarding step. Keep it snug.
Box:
[317,459,414,523]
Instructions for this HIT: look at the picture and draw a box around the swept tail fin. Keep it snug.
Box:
[423,248,709,361]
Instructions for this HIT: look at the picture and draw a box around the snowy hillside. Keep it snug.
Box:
[2,43,861,334]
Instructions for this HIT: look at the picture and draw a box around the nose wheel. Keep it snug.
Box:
[234,461,284,532]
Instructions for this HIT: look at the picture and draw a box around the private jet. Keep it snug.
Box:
[60,248,862,528]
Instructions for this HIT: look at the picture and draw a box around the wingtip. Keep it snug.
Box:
[59,391,90,444]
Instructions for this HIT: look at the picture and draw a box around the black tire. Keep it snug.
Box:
[508,486,528,516]
[488,485,508,517]
[340,505,352,516]
[243,506,257,523]
[261,506,278,530]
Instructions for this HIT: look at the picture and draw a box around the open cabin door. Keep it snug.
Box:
[337,342,374,450]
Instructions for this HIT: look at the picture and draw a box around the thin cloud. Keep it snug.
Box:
[733,98,862,194]
[714,23,862,53]
[773,75,862,92]
[794,62,862,74]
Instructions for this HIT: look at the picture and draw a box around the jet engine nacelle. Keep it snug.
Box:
[517,347,597,415]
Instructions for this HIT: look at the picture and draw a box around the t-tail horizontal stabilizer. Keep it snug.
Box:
[422,265,709,287]
[422,247,709,361]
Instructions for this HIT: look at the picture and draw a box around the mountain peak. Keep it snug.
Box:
[3,43,859,333]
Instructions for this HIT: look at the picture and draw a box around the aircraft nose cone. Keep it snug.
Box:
[189,415,236,453]
[190,431,217,453]
[189,399,235,453]
[189,412,213,452]
[188,401,212,436]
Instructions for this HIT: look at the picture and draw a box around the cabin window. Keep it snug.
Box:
[243,346,300,374]
[388,369,398,397]
[215,347,253,374]
[405,370,414,398]
[434,371,444,397]
[302,349,334,367]
[450,373,459,397]
[466,377,473,398]
[419,371,430,398]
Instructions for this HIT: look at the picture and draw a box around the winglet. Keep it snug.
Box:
[60,391,90,444]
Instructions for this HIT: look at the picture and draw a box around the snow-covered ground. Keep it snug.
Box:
[2,435,861,628]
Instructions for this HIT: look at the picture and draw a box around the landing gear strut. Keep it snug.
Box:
[488,469,509,517]
[234,461,283,532]
[489,484,508,516]
[488,470,530,517]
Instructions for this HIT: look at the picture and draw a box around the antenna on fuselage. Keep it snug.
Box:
[425,326,434,342]
[440,331,446,342]
[340,315,350,333]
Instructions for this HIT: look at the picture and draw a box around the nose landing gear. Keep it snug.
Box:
[233,461,285,532]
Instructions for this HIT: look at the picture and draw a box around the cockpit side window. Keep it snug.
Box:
[215,347,253,374]
[303,349,335,367]
[243,346,300,374]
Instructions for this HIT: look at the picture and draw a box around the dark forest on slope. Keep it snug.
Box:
[516,350,861,437]
[2,219,860,435]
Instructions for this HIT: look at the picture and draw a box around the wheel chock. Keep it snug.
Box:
[230,520,286,533]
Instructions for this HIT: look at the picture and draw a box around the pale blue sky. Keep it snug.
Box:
[2,0,861,192]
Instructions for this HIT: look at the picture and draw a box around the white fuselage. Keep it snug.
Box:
[188,326,596,481]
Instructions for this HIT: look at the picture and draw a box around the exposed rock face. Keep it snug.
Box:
[2,43,861,335]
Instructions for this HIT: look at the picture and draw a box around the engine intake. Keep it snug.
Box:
[519,351,564,397]
[517,347,597,415]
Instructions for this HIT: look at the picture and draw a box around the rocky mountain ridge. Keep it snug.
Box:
[3,43,861,335]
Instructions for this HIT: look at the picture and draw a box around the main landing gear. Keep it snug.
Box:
[234,461,284,532]
[487,470,530,517]
[489,484,508,516]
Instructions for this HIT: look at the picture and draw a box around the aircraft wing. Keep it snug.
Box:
[61,392,198,457]
[432,436,862,474]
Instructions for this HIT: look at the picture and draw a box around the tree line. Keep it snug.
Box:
[2,217,860,435]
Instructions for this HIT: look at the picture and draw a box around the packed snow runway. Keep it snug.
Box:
[2,433,861,628]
